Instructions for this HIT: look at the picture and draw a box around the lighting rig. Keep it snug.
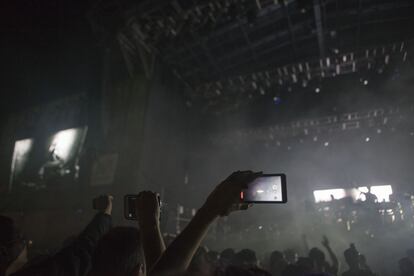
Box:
[210,104,414,148]
[199,40,409,102]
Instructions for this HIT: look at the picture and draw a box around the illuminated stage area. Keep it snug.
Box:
[2,1,414,276]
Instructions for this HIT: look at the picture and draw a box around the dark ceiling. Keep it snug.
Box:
[91,0,414,112]
[2,0,414,117]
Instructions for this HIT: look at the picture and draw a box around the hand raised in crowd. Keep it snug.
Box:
[136,191,161,224]
[104,195,114,216]
[322,235,330,248]
[150,170,262,275]
[136,191,165,272]
[203,170,262,217]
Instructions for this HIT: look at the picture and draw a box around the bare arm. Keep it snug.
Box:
[137,191,166,272]
[150,171,261,276]
[150,204,217,274]
[322,236,339,274]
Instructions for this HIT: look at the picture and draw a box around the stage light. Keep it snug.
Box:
[260,88,265,95]
[356,185,393,202]
[315,87,320,93]
[365,137,370,142]
[273,96,282,104]
[363,80,368,85]
[313,189,346,203]
[336,64,340,75]
[371,185,393,202]
[324,141,329,147]
[385,55,390,64]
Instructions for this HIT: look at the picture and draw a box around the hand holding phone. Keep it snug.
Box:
[93,195,113,215]
[241,174,287,203]
[124,192,161,220]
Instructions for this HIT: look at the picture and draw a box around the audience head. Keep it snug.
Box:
[309,247,325,266]
[90,226,143,276]
[220,248,235,265]
[407,249,414,263]
[189,246,214,275]
[269,250,287,274]
[283,249,298,264]
[344,244,360,269]
[219,265,271,276]
[0,216,28,276]
[296,257,313,272]
[234,249,258,268]
[207,251,220,265]
[399,257,414,275]
[281,264,307,276]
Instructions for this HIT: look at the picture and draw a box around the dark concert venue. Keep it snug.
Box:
[1,1,414,276]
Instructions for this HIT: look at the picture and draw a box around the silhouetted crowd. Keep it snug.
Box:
[1,171,414,276]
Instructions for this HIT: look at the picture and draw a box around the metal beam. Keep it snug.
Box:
[313,0,326,58]
[282,1,298,60]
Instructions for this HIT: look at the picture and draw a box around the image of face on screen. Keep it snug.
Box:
[245,176,282,202]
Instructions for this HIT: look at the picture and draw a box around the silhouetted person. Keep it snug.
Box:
[269,251,287,276]
[363,187,378,204]
[88,227,144,276]
[1,196,113,276]
[308,236,338,275]
[399,257,414,276]
[234,249,258,269]
[220,248,235,267]
[188,247,214,276]
[342,244,375,276]
[283,249,298,265]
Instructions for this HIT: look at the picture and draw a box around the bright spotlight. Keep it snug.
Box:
[273,96,282,105]
[371,185,393,202]
[363,80,368,85]
[365,137,370,142]
[315,87,320,93]
[314,189,346,203]
[357,185,393,202]
[324,141,329,147]
[50,128,78,161]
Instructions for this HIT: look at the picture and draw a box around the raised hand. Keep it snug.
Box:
[136,191,161,224]
[322,235,330,248]
[204,171,262,217]
[104,195,114,216]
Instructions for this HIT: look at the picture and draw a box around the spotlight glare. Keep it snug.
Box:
[324,141,329,147]
[363,80,368,85]
[273,96,282,105]
[315,87,320,93]
[365,137,370,142]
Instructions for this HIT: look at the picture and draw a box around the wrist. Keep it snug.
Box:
[197,203,219,222]
[138,216,160,228]
[103,210,112,216]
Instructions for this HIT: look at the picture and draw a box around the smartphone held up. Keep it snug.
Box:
[241,174,287,203]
